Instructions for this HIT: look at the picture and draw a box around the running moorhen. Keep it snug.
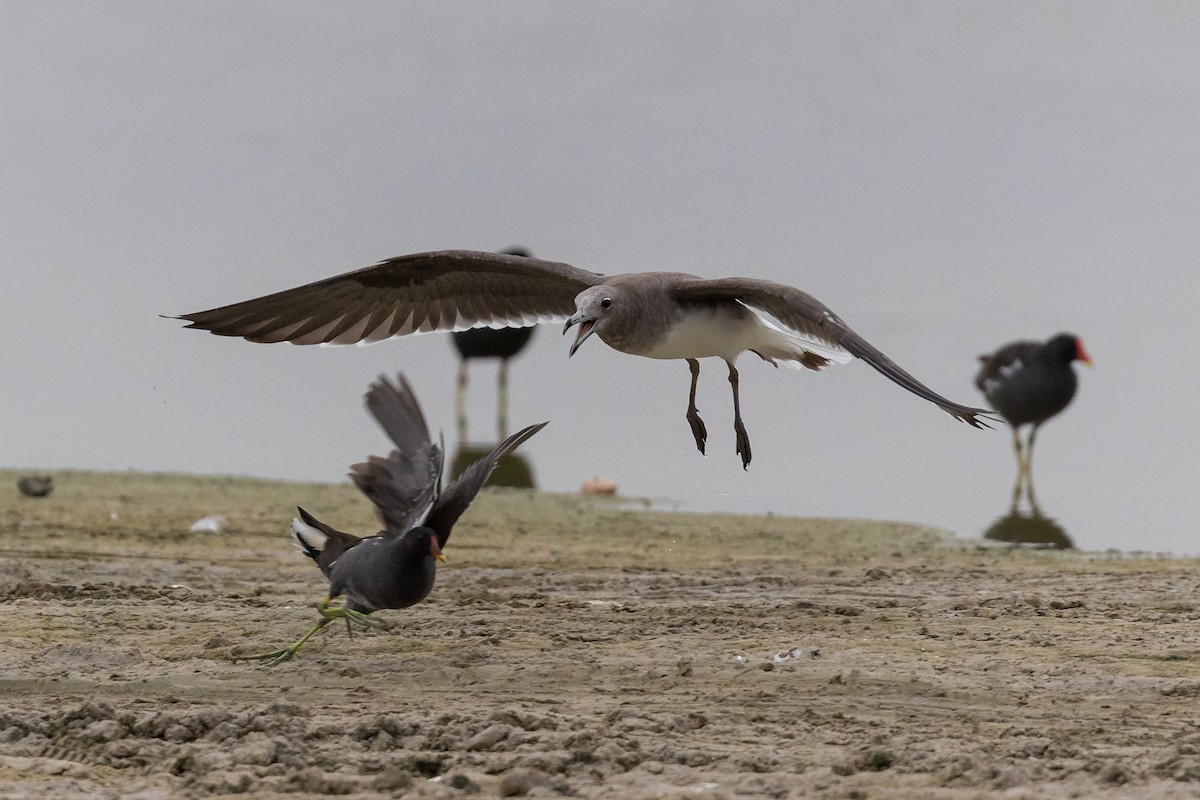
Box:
[239,372,546,664]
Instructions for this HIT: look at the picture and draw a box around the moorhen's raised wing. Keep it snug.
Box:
[240,372,546,665]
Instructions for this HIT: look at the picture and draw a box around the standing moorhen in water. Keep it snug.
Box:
[239,373,546,665]
[975,333,1091,506]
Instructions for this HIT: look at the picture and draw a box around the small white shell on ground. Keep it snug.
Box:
[189,514,226,533]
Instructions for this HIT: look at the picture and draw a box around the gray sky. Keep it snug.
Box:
[3,3,1198,552]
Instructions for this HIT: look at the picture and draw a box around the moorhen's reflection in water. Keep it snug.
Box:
[983,504,1074,549]
[451,442,537,489]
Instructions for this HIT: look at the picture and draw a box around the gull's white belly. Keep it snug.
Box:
[637,309,762,361]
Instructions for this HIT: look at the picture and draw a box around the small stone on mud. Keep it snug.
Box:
[444,772,481,792]
[82,719,123,742]
[372,765,413,791]
[163,724,191,742]
[17,475,53,497]
[222,770,254,793]
[297,766,353,794]
[170,753,197,775]
[858,748,896,772]
[465,723,511,751]
[232,731,277,766]
[1098,763,1130,784]
[497,767,553,797]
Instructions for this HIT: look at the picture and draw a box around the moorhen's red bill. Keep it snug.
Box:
[975,333,1091,504]
[240,373,546,665]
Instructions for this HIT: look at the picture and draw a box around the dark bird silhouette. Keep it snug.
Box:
[239,373,546,664]
[16,475,54,497]
[975,333,1091,508]
[451,247,536,440]
[172,249,993,469]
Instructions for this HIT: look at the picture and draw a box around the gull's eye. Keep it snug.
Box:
[600,297,612,309]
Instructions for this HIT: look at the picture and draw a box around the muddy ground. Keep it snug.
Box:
[1,469,1199,799]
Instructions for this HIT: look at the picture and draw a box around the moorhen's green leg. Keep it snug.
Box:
[236,598,388,666]
[1010,428,1026,508]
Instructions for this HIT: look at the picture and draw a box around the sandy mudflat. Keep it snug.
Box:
[1,470,1198,799]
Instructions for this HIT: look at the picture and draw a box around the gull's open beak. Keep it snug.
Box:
[563,313,597,358]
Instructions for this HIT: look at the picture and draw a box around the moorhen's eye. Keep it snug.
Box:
[600,297,612,309]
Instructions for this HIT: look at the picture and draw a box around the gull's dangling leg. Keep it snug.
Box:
[726,360,751,470]
[685,358,708,455]
[456,361,469,442]
[497,358,511,440]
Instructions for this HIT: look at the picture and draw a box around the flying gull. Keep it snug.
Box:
[174,249,993,468]
[239,372,546,664]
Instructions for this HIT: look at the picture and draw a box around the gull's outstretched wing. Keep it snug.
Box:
[674,277,995,429]
[172,250,604,345]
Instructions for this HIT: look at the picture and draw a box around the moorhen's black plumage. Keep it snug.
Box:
[975,333,1091,505]
[451,247,536,440]
[240,373,546,665]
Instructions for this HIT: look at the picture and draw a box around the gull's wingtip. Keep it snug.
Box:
[160,312,204,329]
[955,408,998,430]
